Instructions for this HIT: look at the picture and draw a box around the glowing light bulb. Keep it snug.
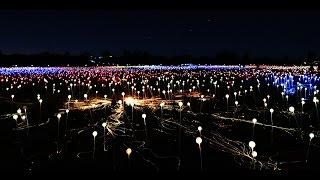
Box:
[309,133,315,139]
[13,114,18,120]
[102,122,107,128]
[92,131,97,137]
[142,114,146,119]
[249,141,256,149]
[289,106,295,113]
[252,118,257,124]
[252,151,257,158]
[126,148,132,156]
[196,137,202,145]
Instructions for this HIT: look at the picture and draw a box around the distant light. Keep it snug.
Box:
[160,102,165,107]
[309,133,315,139]
[252,151,257,158]
[126,148,132,156]
[13,114,18,120]
[289,106,295,113]
[196,137,202,145]
[252,118,257,124]
[92,131,98,137]
[249,141,256,149]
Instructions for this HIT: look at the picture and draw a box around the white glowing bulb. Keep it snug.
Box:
[235,101,238,106]
[104,95,107,99]
[313,97,318,103]
[102,122,107,128]
[21,115,26,120]
[270,108,274,113]
[252,118,257,124]
[92,131,97,137]
[263,98,266,103]
[249,141,256,149]
[289,106,295,113]
[39,99,43,104]
[126,148,132,156]
[66,109,69,113]
[252,151,257,158]
[13,114,18,120]
[121,92,125,96]
[160,102,165,107]
[17,108,21,114]
[142,114,146,119]
[11,94,14,99]
[57,114,61,119]
[178,102,183,107]
[187,102,191,107]
[309,133,315,139]
[302,100,305,105]
[225,94,229,99]
[68,95,71,100]
[84,94,88,99]
[198,126,202,132]
[196,137,202,145]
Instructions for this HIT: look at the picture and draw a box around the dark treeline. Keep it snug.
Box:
[0,50,314,66]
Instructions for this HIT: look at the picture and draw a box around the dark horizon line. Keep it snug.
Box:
[0,51,314,60]
[0,1,319,11]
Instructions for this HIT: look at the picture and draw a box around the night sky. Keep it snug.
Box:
[1,10,320,58]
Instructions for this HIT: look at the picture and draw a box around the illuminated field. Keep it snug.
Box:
[0,65,319,175]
